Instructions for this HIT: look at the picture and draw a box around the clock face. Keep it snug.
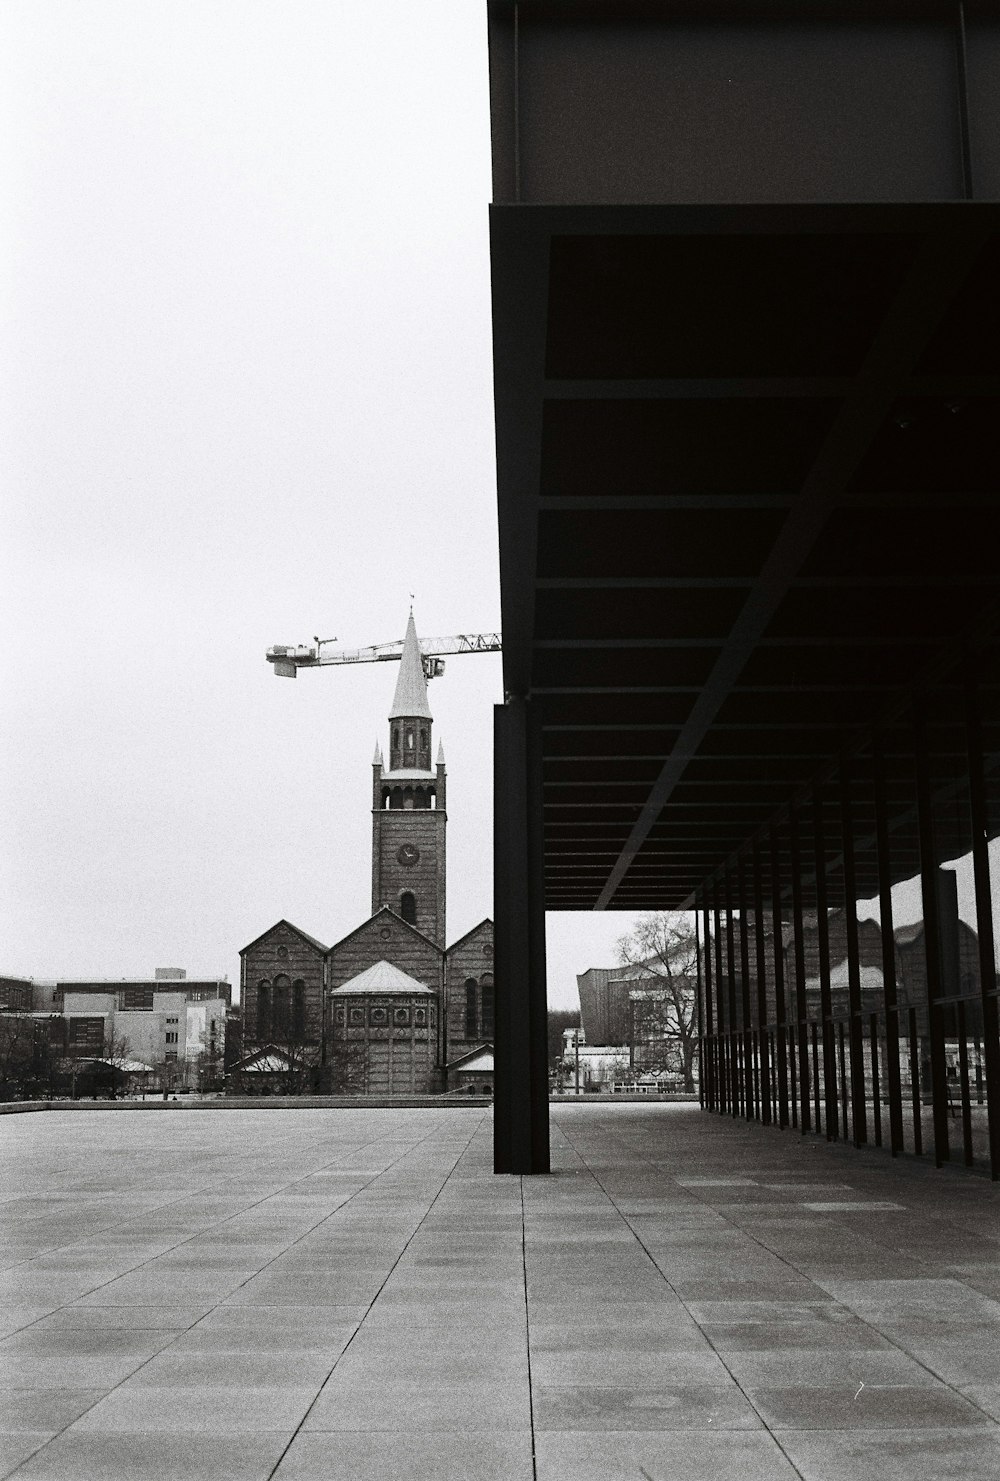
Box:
[397,843,420,867]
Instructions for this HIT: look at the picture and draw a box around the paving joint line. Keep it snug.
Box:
[2,1111,483,1470]
[560,1109,1000,1435]
[263,1111,488,1481]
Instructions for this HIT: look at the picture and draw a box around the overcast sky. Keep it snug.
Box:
[0,0,646,1009]
[3,5,995,1014]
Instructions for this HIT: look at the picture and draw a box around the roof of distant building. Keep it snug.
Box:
[330,959,434,996]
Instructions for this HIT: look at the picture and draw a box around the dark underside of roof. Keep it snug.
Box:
[492,203,1000,913]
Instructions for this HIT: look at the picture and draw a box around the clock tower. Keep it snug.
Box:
[370,610,447,945]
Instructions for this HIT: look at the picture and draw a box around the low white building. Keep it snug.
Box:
[59,991,226,1089]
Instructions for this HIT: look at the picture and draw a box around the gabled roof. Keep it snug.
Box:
[447,1045,494,1073]
[330,906,443,958]
[239,920,329,956]
[330,960,435,996]
[445,918,494,956]
[389,610,432,720]
[229,1045,295,1073]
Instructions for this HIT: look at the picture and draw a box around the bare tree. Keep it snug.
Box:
[0,1011,37,1099]
[100,1032,137,1099]
[617,913,700,1091]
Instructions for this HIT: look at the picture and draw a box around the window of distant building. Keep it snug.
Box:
[465,979,477,1039]
[273,975,290,1036]
[481,976,494,1038]
[400,892,416,925]
[165,1031,178,1045]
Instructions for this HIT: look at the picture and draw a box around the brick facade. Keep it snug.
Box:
[239,920,328,1047]
[370,791,447,946]
[444,920,495,1068]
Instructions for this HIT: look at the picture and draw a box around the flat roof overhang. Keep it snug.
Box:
[492,202,1000,913]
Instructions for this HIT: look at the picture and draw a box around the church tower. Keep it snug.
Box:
[370,611,447,945]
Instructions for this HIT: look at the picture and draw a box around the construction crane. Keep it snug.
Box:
[266,631,502,680]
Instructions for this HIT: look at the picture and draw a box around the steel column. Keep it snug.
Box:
[839,761,868,1146]
[493,697,550,1174]
[788,806,811,1134]
[713,881,727,1114]
[913,697,951,1167]
[725,870,740,1117]
[752,836,772,1126]
[965,670,1000,1178]
[736,858,754,1118]
[702,895,717,1111]
[872,731,905,1156]
[769,831,790,1129]
[814,792,839,1140]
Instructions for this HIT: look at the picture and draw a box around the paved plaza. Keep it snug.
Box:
[2,1104,1000,1480]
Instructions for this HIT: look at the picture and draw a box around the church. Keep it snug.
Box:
[237,612,495,1095]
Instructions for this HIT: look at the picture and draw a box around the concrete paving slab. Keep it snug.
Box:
[533,1379,762,1430]
[71,1385,319,1432]
[534,1430,800,1480]
[304,1377,532,1430]
[0,1392,106,1434]
[4,1103,1000,1481]
[778,1427,1000,1480]
[4,1432,292,1481]
[0,1435,51,1481]
[271,1431,534,1480]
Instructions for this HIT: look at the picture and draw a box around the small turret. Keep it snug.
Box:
[436,739,447,811]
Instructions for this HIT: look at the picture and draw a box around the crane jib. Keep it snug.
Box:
[265,632,502,677]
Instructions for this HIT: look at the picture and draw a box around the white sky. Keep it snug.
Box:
[3,5,995,1015]
[0,1,636,1009]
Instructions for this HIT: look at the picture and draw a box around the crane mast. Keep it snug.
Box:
[267,631,501,679]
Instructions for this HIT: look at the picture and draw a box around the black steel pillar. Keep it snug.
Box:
[752,836,772,1125]
[839,762,868,1146]
[913,697,951,1167]
[814,792,839,1140]
[493,697,550,1174]
[724,870,740,1117]
[713,881,728,1113]
[788,806,811,1133]
[769,831,790,1128]
[872,731,905,1156]
[738,853,755,1120]
[965,671,1000,1178]
[701,895,716,1110]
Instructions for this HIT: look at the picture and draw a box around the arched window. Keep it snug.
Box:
[481,976,495,1038]
[465,978,478,1039]
[257,981,271,1040]
[392,726,400,750]
[401,892,416,925]
[273,974,290,1037]
[292,981,305,1040]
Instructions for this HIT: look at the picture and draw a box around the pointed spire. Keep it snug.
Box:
[373,739,383,767]
[389,609,432,720]
[436,740,446,766]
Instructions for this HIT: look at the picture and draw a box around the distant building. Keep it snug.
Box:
[0,977,33,1013]
[240,610,494,1096]
[56,975,231,1010]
